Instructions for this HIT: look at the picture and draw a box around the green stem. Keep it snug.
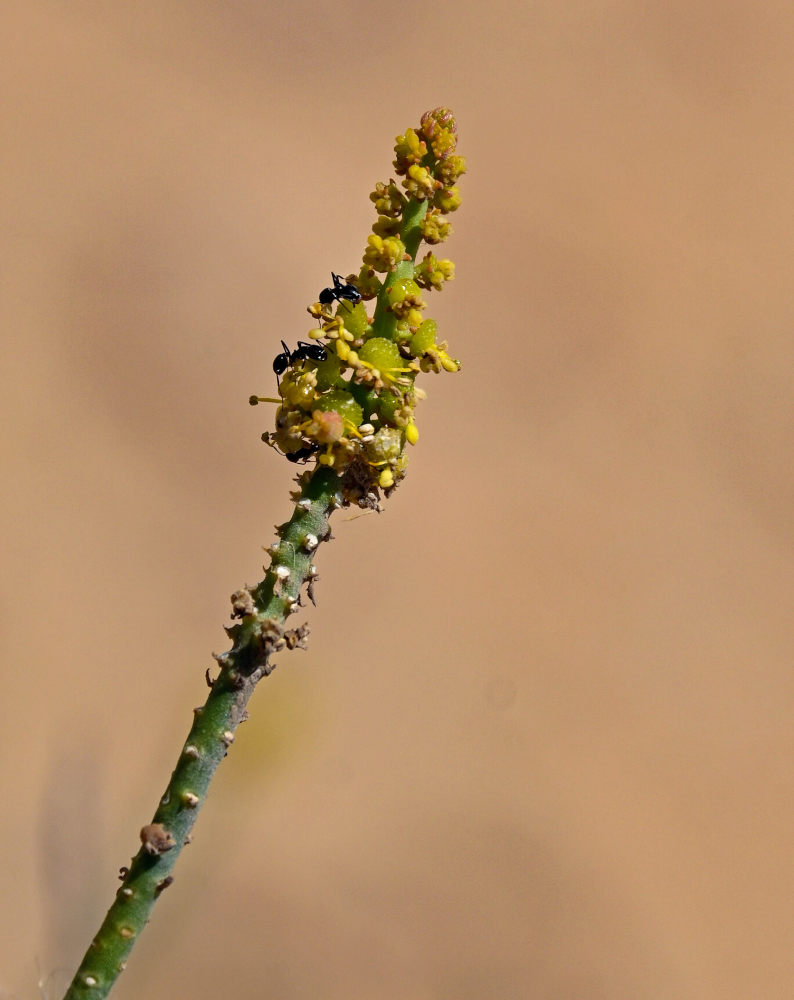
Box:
[370,196,429,341]
[62,467,340,1000]
[400,194,429,262]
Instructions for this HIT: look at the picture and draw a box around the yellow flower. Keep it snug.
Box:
[415,253,455,290]
[403,164,436,200]
[420,212,451,245]
[369,181,406,218]
[362,234,406,272]
[393,128,427,173]
[434,186,461,214]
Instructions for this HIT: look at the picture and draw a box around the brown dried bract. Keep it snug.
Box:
[283,623,310,651]
[255,617,285,656]
[140,823,176,856]
[154,876,174,897]
[230,588,256,619]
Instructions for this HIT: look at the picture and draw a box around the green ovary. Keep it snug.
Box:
[313,390,363,427]
[358,337,401,373]
[312,354,343,391]
[337,301,369,337]
[387,278,421,306]
[409,319,437,356]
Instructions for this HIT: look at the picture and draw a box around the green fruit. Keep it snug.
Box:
[386,277,421,305]
[394,323,413,344]
[337,301,369,337]
[359,337,401,373]
[313,390,363,427]
[409,319,437,356]
[312,353,342,390]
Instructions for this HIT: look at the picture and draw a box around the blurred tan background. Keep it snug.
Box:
[2,1,794,997]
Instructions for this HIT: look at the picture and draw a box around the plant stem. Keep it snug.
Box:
[61,467,340,1000]
[370,195,429,341]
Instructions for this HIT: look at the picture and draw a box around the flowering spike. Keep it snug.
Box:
[250,109,464,504]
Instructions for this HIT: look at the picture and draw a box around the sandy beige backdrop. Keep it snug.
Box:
[2,2,793,998]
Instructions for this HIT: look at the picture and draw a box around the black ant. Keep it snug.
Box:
[318,272,362,307]
[259,431,320,464]
[284,443,320,464]
[273,339,328,388]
